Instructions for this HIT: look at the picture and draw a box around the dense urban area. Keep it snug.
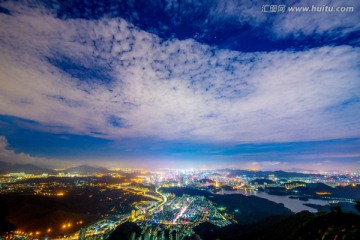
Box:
[1,163,359,239]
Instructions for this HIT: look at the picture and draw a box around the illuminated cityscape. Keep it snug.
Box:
[0,167,359,239]
[1,0,360,239]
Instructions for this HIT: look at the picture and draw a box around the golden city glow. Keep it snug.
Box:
[316,191,331,195]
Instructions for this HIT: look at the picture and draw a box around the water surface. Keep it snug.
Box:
[218,189,330,213]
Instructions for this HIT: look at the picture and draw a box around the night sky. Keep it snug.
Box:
[0,0,359,171]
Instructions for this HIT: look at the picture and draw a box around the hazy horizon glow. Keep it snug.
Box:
[0,0,359,171]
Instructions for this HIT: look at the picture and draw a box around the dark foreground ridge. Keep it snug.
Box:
[194,210,360,240]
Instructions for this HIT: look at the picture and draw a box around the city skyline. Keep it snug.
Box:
[0,0,360,171]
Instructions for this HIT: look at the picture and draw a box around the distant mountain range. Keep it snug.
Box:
[226,169,323,178]
[0,162,329,177]
[0,162,110,175]
[0,161,56,175]
[62,165,110,174]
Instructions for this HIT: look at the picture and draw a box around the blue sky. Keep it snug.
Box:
[0,0,359,171]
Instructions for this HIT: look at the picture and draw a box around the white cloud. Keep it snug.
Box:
[0,136,62,167]
[0,2,359,144]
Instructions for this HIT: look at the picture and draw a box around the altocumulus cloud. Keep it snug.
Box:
[0,1,359,144]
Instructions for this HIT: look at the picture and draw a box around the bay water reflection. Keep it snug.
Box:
[218,189,330,213]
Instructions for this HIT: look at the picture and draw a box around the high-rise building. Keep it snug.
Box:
[131,209,136,220]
